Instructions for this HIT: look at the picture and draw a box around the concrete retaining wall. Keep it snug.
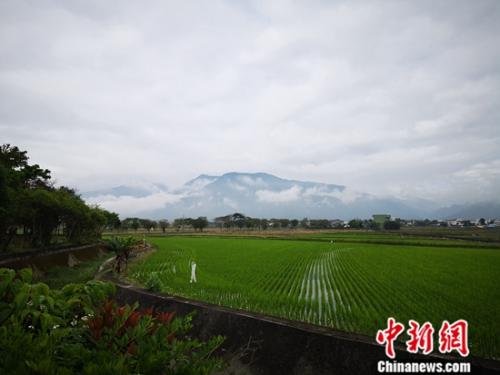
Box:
[108,278,499,375]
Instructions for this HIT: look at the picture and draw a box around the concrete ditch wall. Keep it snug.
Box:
[0,243,105,271]
[108,278,500,375]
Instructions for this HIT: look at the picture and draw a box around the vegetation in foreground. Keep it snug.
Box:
[0,268,224,374]
[129,234,500,360]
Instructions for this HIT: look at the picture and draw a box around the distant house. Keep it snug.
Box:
[372,214,391,226]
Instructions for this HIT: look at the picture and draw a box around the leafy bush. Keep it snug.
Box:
[145,272,163,292]
[0,268,224,374]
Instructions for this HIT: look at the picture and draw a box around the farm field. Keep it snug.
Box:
[128,235,500,359]
[293,232,500,249]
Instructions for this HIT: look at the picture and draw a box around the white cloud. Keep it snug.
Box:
[238,175,268,188]
[183,176,218,192]
[256,186,302,203]
[86,191,183,217]
[1,0,499,205]
[227,182,247,192]
[302,186,362,204]
[222,197,239,210]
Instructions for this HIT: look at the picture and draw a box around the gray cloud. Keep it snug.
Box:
[1,0,500,206]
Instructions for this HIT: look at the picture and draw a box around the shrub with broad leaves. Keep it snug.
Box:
[0,268,224,374]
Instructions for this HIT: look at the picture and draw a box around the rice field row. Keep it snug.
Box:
[129,236,500,359]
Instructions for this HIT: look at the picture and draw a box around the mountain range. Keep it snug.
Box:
[82,172,500,220]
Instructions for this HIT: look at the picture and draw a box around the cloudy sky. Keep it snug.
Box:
[1,0,499,206]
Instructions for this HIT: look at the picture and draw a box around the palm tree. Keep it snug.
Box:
[104,236,137,274]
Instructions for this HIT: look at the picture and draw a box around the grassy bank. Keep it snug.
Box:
[35,253,111,289]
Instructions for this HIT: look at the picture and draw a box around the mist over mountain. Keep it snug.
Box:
[83,172,500,220]
[84,183,169,199]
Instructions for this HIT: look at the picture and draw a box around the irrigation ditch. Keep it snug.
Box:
[0,243,106,273]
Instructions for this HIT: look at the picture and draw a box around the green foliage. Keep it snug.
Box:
[367,220,380,230]
[192,217,208,232]
[131,220,140,231]
[348,219,363,229]
[104,236,136,255]
[0,144,120,251]
[307,219,331,229]
[214,214,273,231]
[145,272,163,292]
[383,220,401,230]
[0,268,224,374]
[104,236,138,274]
[102,211,121,230]
[38,253,111,290]
[159,220,169,233]
[121,218,160,231]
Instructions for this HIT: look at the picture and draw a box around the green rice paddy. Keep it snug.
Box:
[129,235,500,359]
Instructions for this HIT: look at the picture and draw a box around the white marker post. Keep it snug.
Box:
[190,261,197,283]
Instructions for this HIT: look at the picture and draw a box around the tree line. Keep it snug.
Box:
[0,144,119,251]
[213,213,401,230]
[100,214,405,234]
[120,218,170,232]
[118,217,208,232]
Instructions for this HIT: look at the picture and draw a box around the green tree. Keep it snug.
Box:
[348,219,363,229]
[309,219,331,229]
[139,218,157,230]
[131,219,140,232]
[383,220,401,230]
[260,219,269,230]
[279,219,290,228]
[192,217,208,232]
[300,218,309,229]
[159,219,169,233]
[232,213,246,229]
[172,218,184,231]
[270,219,280,229]
[104,236,137,273]
[0,144,119,251]
[103,210,121,231]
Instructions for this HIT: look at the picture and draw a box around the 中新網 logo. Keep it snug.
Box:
[376,318,469,358]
